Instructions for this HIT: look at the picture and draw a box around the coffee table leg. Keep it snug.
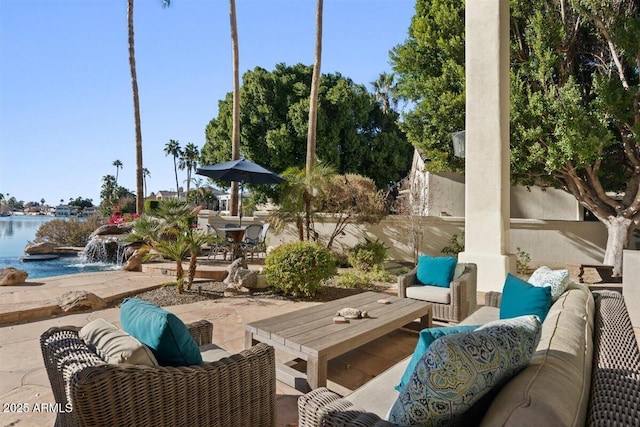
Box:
[420,309,433,330]
[245,330,257,349]
[307,354,328,390]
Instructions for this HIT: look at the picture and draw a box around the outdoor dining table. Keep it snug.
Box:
[225,227,246,259]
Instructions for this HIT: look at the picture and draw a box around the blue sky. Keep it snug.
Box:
[0,0,415,206]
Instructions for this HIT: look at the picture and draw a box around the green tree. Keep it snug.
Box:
[201,64,412,190]
[371,72,399,114]
[179,142,199,198]
[391,0,640,276]
[143,167,150,198]
[100,175,135,216]
[112,159,123,186]
[164,139,183,198]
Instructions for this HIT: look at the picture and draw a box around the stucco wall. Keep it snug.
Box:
[410,151,582,220]
[200,211,608,269]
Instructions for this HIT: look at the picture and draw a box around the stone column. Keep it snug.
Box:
[458,0,515,292]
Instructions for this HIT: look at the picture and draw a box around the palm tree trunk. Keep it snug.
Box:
[174,157,180,198]
[305,0,323,177]
[229,0,241,216]
[187,250,198,290]
[128,0,145,215]
[175,261,184,293]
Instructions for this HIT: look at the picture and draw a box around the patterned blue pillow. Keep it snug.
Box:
[528,266,570,301]
[396,325,479,392]
[388,315,541,426]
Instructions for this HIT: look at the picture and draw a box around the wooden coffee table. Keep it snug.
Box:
[245,291,432,391]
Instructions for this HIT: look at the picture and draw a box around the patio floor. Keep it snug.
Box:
[0,266,416,426]
[1,266,638,426]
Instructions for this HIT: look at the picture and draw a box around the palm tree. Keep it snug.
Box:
[113,159,123,185]
[229,0,241,217]
[179,143,199,200]
[371,72,399,114]
[142,167,150,198]
[164,139,182,198]
[305,0,323,178]
[127,0,144,215]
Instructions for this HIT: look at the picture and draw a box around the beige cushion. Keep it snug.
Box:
[479,286,594,427]
[406,284,450,304]
[79,318,158,366]
[346,356,409,417]
[459,306,499,326]
[200,343,232,362]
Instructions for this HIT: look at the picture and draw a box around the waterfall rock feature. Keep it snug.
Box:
[82,235,127,263]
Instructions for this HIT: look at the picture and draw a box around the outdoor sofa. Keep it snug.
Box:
[298,286,640,426]
[40,318,276,427]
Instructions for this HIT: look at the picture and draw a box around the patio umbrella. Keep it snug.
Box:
[196,158,284,225]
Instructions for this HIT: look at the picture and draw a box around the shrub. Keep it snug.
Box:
[34,216,107,247]
[441,231,465,257]
[336,265,393,289]
[347,238,387,271]
[264,241,336,297]
[516,247,532,274]
[144,200,160,214]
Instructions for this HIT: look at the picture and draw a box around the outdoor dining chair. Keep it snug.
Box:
[242,224,263,260]
[206,224,231,260]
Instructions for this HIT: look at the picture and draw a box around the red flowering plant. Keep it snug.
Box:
[109,212,140,226]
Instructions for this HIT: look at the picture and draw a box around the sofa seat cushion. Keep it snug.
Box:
[120,298,203,367]
[406,284,450,304]
[460,306,499,326]
[389,316,542,426]
[479,286,595,427]
[79,318,159,366]
[346,356,410,418]
[199,343,232,362]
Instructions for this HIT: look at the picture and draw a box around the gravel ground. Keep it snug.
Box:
[126,278,396,307]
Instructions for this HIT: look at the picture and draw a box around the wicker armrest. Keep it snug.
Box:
[397,267,418,298]
[187,319,213,345]
[484,291,502,308]
[587,291,640,426]
[298,388,395,427]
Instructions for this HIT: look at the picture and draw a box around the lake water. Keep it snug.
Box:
[0,216,120,279]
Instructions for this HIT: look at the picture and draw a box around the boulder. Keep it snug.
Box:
[58,291,106,312]
[123,248,147,272]
[223,258,257,295]
[0,267,28,285]
[89,222,134,238]
[24,241,56,255]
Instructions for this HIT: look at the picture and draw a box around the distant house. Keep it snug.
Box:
[154,189,185,201]
[82,206,98,216]
[55,205,79,217]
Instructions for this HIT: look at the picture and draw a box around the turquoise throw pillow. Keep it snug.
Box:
[500,273,552,322]
[396,325,479,392]
[388,315,542,426]
[120,298,202,366]
[416,255,457,288]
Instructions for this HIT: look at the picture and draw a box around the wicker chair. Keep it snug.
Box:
[40,320,276,427]
[397,262,477,323]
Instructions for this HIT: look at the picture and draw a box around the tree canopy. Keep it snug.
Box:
[391,0,640,274]
[200,63,413,189]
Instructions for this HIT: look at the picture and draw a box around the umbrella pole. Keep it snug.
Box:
[239,180,244,227]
